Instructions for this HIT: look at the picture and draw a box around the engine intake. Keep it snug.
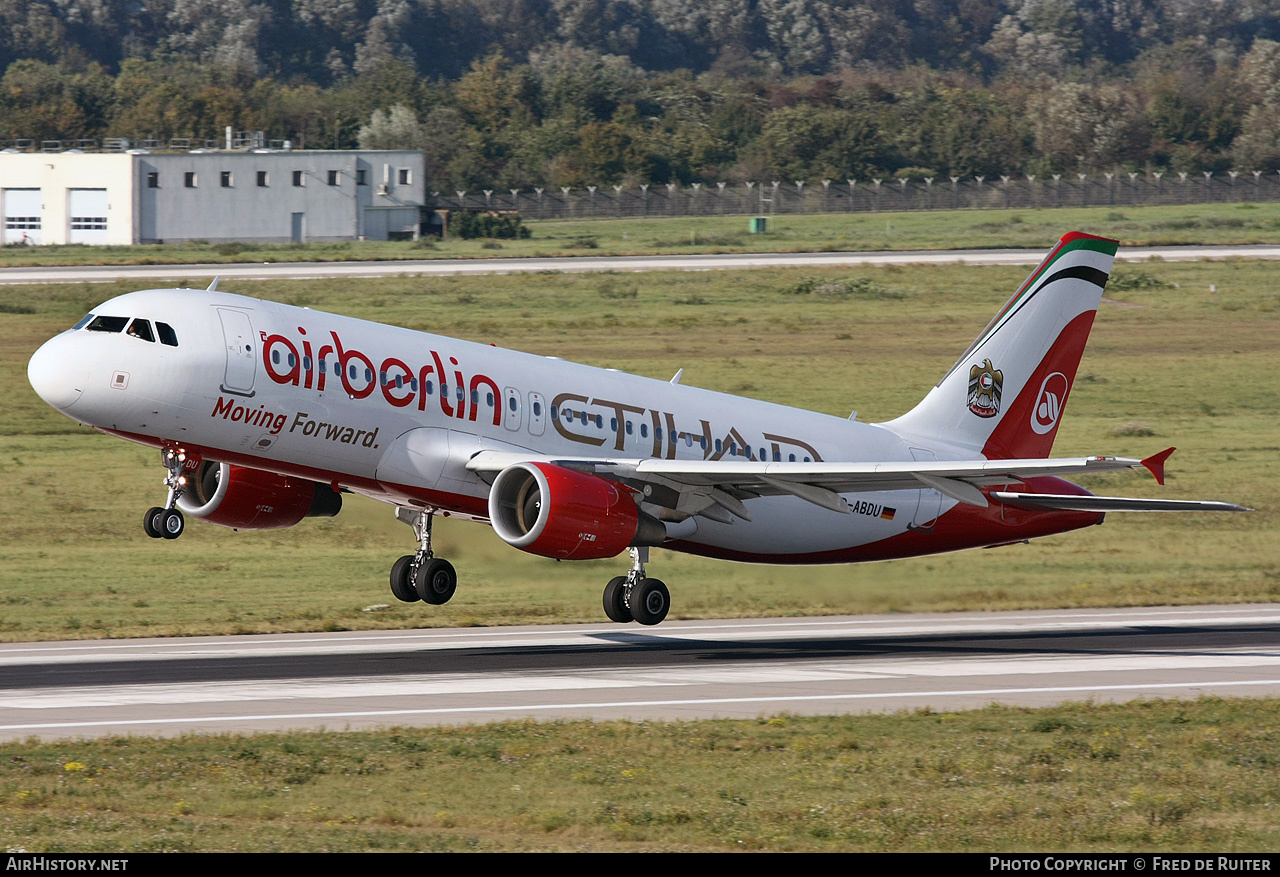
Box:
[177,461,341,530]
[488,462,664,560]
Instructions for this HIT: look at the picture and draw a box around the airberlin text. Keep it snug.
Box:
[260,327,501,426]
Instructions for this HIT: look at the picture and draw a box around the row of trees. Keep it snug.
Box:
[3,1,1280,188]
[5,0,1280,83]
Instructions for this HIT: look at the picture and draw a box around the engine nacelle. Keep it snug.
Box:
[177,461,342,530]
[488,462,664,560]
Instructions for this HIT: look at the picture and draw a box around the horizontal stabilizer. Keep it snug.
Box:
[992,492,1251,513]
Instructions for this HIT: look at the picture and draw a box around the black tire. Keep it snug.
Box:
[415,558,457,605]
[630,578,670,626]
[602,576,632,623]
[389,555,419,603]
[143,506,164,538]
[159,508,184,540]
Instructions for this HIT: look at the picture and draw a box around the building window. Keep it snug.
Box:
[147,173,159,188]
[356,169,367,186]
[184,172,197,188]
[69,215,107,231]
[327,170,339,186]
[257,171,268,187]
[220,171,232,188]
[397,168,411,185]
[292,170,304,187]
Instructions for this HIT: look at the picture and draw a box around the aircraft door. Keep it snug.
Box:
[502,387,521,431]
[527,392,546,436]
[217,308,256,397]
[910,447,942,530]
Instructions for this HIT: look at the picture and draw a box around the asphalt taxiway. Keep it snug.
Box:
[3,243,1280,285]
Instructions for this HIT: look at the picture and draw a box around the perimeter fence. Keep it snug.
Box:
[429,171,1280,220]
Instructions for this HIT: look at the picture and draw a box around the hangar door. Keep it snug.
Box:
[2,189,42,245]
[68,189,109,244]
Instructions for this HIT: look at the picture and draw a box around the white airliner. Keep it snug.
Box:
[27,232,1246,625]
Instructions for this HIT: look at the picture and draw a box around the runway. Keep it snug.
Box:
[3,243,1280,285]
[0,604,1277,740]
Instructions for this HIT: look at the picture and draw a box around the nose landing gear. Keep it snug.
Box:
[143,447,194,539]
[390,508,458,606]
[603,547,670,626]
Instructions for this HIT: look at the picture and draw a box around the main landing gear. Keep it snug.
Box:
[143,447,190,540]
[603,547,670,626]
[390,508,458,606]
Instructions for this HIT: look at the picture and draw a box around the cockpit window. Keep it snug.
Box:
[73,314,94,330]
[156,322,178,347]
[86,316,128,333]
[126,319,155,342]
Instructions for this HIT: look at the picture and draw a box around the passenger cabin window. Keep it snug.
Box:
[156,322,178,347]
[86,316,128,333]
[126,319,155,342]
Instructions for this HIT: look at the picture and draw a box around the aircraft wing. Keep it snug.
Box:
[464,447,1247,523]
[991,493,1249,513]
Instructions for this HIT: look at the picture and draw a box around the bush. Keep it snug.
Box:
[449,211,532,240]
[780,277,903,299]
[1108,271,1171,291]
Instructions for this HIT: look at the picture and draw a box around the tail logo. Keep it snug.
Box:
[967,359,1004,419]
[1031,372,1069,434]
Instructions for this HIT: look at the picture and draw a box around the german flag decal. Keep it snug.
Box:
[880,507,897,521]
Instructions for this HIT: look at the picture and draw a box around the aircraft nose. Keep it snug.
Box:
[27,334,89,412]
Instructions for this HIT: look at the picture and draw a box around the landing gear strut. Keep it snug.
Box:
[603,547,670,626]
[390,508,457,606]
[143,447,190,540]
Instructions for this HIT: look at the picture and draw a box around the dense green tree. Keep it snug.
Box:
[1,1,1279,186]
[756,102,892,179]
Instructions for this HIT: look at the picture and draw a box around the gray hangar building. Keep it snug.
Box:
[0,149,424,245]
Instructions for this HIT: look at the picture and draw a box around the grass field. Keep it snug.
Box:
[0,248,1276,853]
[0,255,1274,640]
[2,698,1278,851]
[4,201,1280,268]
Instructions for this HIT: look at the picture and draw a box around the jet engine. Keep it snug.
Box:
[176,461,342,530]
[488,462,664,560]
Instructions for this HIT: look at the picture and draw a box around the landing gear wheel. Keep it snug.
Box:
[143,507,165,539]
[602,576,633,623]
[158,508,184,540]
[389,555,419,603]
[630,578,670,626]
[415,558,457,605]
